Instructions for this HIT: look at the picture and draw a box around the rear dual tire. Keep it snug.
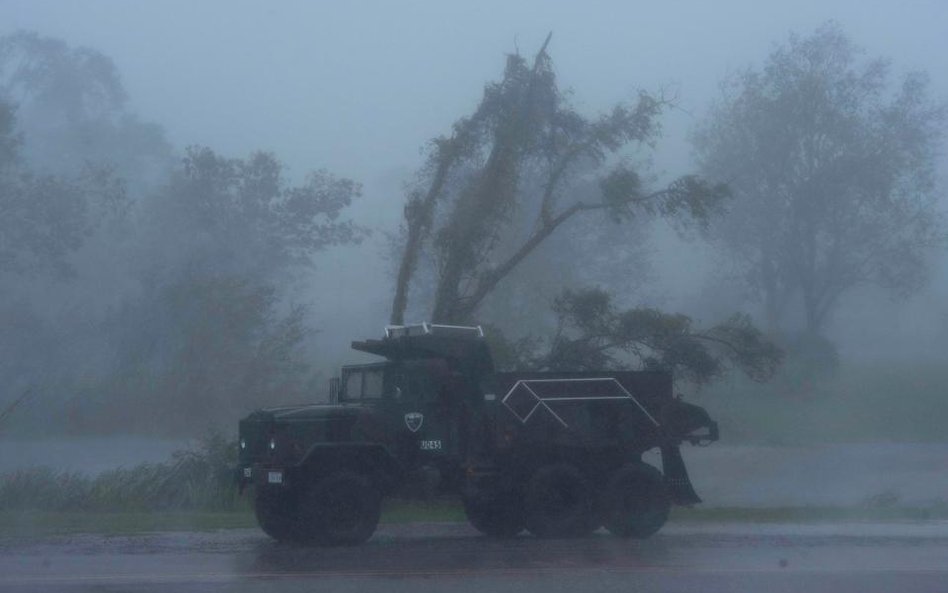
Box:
[520,461,670,539]
[600,462,671,539]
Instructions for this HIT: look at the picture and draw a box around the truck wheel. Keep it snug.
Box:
[303,471,381,546]
[254,487,303,543]
[523,463,595,538]
[463,490,524,538]
[600,462,670,539]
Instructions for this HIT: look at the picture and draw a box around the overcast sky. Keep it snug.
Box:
[2,0,947,359]
[3,0,946,223]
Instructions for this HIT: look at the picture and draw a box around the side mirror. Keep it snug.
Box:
[329,377,340,404]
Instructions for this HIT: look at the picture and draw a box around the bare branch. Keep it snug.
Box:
[0,388,33,430]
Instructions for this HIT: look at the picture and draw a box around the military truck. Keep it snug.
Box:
[237,323,718,545]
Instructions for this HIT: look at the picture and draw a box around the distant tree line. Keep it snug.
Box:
[694,22,945,375]
[0,22,943,435]
[0,32,361,434]
[391,25,944,383]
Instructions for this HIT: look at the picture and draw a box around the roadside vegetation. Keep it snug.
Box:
[4,502,947,539]
[697,361,948,445]
[0,435,238,513]
[3,414,948,539]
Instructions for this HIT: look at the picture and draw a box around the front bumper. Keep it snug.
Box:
[236,465,294,493]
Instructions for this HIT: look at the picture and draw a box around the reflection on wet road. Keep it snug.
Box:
[2,522,948,592]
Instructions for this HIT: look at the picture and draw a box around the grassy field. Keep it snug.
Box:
[3,361,947,539]
[0,498,462,538]
[693,361,948,445]
[670,505,948,523]
[3,499,947,539]
[0,510,258,537]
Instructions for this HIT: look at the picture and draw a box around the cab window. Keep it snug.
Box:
[342,366,386,400]
[344,370,362,400]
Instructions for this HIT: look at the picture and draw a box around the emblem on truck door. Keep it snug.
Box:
[404,412,424,433]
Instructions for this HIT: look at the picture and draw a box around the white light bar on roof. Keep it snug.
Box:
[384,323,484,339]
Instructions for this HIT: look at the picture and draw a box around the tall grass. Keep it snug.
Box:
[0,434,240,512]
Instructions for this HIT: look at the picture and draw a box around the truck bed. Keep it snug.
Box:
[489,371,672,452]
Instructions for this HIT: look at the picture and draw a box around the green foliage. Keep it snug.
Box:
[156,274,310,420]
[480,322,542,371]
[0,99,126,281]
[69,146,365,434]
[0,435,239,512]
[0,511,256,537]
[76,272,311,434]
[0,31,126,118]
[600,169,729,226]
[0,100,17,166]
[0,30,173,186]
[540,287,781,384]
[393,38,729,325]
[599,166,643,216]
[694,22,946,335]
[0,33,363,437]
[154,146,363,280]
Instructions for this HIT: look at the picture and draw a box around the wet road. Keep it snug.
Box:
[2,522,948,592]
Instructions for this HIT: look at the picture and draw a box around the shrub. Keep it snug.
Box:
[0,434,239,512]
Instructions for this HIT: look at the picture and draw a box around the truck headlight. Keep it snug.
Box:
[239,438,246,450]
[269,437,276,451]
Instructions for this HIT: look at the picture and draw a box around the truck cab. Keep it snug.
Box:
[335,357,476,486]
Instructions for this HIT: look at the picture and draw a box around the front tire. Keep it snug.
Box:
[600,462,670,539]
[523,463,595,538]
[254,487,303,543]
[303,471,381,546]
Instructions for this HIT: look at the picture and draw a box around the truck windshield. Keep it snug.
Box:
[344,371,362,400]
[343,366,385,400]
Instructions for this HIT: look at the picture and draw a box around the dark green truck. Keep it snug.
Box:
[237,323,718,544]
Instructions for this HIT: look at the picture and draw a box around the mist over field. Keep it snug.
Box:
[0,0,946,490]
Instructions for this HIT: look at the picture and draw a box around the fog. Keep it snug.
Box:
[1,0,947,445]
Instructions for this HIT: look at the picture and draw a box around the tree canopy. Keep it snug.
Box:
[0,32,366,434]
[694,22,946,336]
[143,146,363,282]
[98,147,366,432]
[540,288,781,384]
[391,38,780,384]
[392,36,728,326]
[0,31,173,188]
[0,99,125,282]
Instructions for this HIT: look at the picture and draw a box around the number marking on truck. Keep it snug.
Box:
[419,440,442,450]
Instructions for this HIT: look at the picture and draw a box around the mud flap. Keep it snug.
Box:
[660,445,702,505]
